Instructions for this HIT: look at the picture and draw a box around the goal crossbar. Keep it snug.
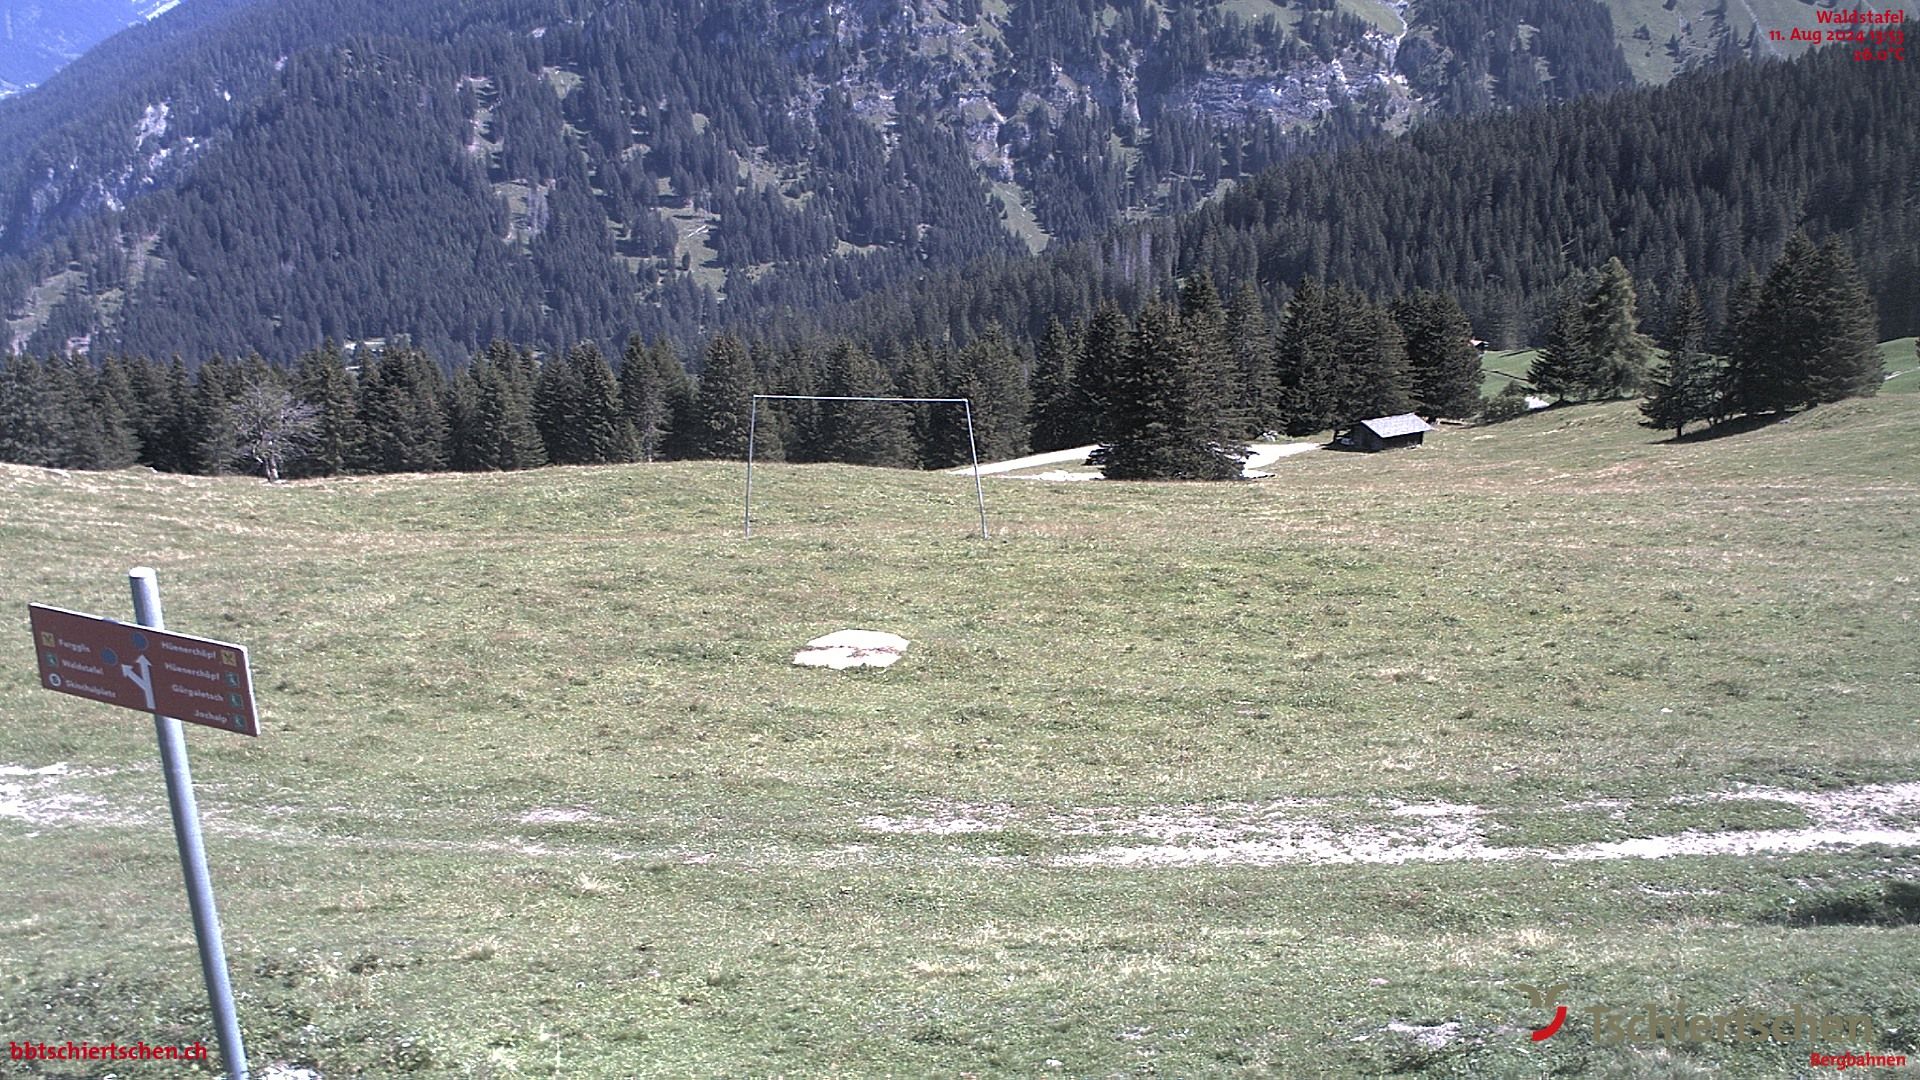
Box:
[744,394,989,540]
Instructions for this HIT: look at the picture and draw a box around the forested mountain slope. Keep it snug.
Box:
[764,44,1918,355]
[0,0,1659,362]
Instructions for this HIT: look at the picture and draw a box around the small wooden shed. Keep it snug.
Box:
[1335,413,1434,452]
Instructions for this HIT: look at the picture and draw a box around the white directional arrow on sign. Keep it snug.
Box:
[121,652,156,711]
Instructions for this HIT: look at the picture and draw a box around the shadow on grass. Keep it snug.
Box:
[1767,879,1920,928]
[1660,411,1795,444]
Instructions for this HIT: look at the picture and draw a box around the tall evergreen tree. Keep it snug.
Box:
[1579,257,1656,398]
[565,341,637,464]
[1274,278,1341,435]
[1640,284,1720,437]
[55,355,138,469]
[1337,294,1412,422]
[188,355,241,473]
[1071,306,1132,444]
[1530,277,1594,403]
[688,334,764,460]
[943,323,1031,462]
[814,341,913,466]
[1101,303,1244,480]
[1027,317,1083,452]
[356,346,449,473]
[1177,271,1237,434]
[1802,240,1884,403]
[620,336,691,462]
[1225,280,1276,437]
[1727,233,1821,416]
[0,355,66,466]
[896,341,948,468]
[533,350,586,465]
[1394,289,1483,420]
[464,341,547,470]
[292,340,360,476]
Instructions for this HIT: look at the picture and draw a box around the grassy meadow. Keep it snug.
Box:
[2,393,1918,1077]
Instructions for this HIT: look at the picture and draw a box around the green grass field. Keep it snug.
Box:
[3,395,1918,1076]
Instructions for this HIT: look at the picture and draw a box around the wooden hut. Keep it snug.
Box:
[1334,413,1433,452]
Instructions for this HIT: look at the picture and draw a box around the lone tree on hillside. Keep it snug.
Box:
[228,383,319,482]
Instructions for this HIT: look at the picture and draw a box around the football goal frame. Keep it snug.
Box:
[743,394,989,540]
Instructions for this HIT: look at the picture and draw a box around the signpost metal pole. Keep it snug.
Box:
[743,396,759,539]
[127,567,250,1080]
[963,400,988,540]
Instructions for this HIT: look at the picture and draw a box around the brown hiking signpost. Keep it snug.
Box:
[29,602,259,736]
[25,569,255,1080]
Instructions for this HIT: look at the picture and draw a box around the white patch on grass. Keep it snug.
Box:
[1383,1020,1463,1049]
[519,807,606,825]
[794,629,909,670]
[0,763,144,829]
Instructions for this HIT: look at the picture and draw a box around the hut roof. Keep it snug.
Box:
[1357,413,1434,438]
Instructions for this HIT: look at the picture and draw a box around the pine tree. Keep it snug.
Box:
[688,334,763,459]
[54,355,137,469]
[357,346,449,473]
[1177,271,1238,434]
[188,355,240,473]
[620,336,691,462]
[1027,317,1083,452]
[293,340,360,476]
[464,341,547,470]
[120,357,180,471]
[945,323,1030,462]
[0,355,65,466]
[92,357,145,467]
[533,351,586,465]
[1070,306,1131,443]
[156,358,199,473]
[1338,295,1412,422]
[1102,303,1245,480]
[1226,280,1276,437]
[815,341,913,466]
[566,341,637,464]
[1802,240,1883,403]
[1395,289,1483,420]
[1274,278,1341,435]
[1640,284,1720,437]
[1530,280,1592,403]
[896,341,947,468]
[1727,233,1820,416]
[1580,257,1656,398]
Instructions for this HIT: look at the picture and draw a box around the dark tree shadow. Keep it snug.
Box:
[1660,410,1797,444]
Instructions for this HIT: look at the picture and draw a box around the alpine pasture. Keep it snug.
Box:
[2,394,1917,1077]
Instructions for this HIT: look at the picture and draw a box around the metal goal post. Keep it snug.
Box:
[743,394,988,540]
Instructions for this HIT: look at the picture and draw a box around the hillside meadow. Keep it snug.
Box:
[2,395,1917,1076]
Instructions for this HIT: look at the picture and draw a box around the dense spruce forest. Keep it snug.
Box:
[2,0,1672,362]
[762,44,1918,357]
[0,227,1887,483]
